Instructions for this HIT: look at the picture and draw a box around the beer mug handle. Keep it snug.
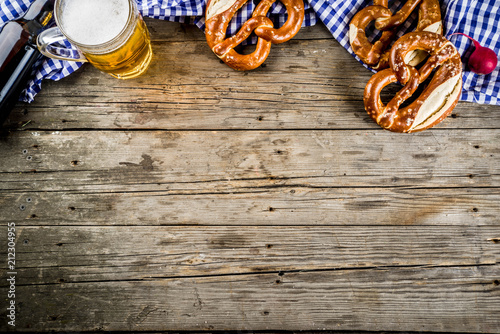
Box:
[37,27,88,62]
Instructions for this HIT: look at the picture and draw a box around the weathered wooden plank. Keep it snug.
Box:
[2,130,498,226]
[4,24,499,130]
[4,38,379,130]
[0,130,498,188]
[2,266,499,332]
[1,187,499,226]
[1,225,497,284]
[146,19,336,42]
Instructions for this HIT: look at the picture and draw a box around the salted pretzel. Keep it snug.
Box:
[349,0,442,70]
[205,0,304,70]
[364,31,462,133]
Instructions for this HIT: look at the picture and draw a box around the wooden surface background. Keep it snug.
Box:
[1,19,499,332]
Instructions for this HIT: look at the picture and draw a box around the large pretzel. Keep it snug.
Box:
[205,0,304,70]
[349,0,442,70]
[364,32,462,133]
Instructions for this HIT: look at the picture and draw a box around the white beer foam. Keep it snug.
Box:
[61,0,130,46]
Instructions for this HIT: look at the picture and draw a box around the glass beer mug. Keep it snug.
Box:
[37,0,152,79]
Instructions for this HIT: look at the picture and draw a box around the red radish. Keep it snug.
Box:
[450,32,498,75]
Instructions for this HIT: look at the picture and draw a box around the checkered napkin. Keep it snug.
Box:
[2,0,499,105]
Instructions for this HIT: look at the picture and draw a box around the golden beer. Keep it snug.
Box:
[38,0,153,79]
[81,16,152,79]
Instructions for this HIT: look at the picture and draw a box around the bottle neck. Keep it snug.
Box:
[18,0,54,35]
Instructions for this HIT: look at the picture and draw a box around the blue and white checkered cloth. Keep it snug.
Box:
[1,0,499,105]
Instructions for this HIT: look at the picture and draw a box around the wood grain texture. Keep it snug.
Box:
[1,129,499,228]
[1,187,499,226]
[0,130,498,187]
[2,23,497,131]
[5,267,500,332]
[0,19,499,333]
[1,225,498,284]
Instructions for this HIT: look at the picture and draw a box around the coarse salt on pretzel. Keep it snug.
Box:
[364,31,462,133]
[349,0,442,70]
[205,0,304,71]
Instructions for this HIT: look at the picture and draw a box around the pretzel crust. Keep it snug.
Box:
[205,0,304,70]
[364,32,462,133]
[349,0,442,70]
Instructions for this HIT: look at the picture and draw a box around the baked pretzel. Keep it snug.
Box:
[205,0,304,70]
[349,0,442,70]
[364,32,462,133]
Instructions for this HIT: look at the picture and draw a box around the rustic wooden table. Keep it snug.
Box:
[1,19,499,332]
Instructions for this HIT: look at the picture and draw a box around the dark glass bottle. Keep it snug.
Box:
[0,0,54,125]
